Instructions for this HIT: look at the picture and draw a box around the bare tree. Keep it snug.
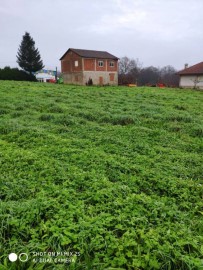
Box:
[160,65,179,87]
[119,56,179,87]
[191,76,202,89]
[118,56,141,84]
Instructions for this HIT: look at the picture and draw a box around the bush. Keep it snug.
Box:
[0,66,37,81]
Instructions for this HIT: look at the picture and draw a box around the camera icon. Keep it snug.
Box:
[9,253,28,262]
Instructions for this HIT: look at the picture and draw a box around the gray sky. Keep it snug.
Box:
[0,0,202,71]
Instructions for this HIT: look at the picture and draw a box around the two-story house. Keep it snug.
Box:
[60,48,119,85]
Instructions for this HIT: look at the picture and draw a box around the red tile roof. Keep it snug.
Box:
[60,48,119,60]
[177,62,203,75]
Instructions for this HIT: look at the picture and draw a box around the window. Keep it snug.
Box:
[98,61,104,67]
[109,61,114,67]
[75,60,78,67]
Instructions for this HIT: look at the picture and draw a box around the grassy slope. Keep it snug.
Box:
[0,81,202,269]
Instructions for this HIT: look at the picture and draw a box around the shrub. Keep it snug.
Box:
[0,66,37,81]
[39,114,55,121]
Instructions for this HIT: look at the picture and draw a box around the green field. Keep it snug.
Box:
[0,81,202,270]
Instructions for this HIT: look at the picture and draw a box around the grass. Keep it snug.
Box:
[0,81,203,269]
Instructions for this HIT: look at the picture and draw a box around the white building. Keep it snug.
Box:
[177,62,203,89]
[35,69,56,82]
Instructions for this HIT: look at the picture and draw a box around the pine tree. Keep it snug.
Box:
[17,32,44,74]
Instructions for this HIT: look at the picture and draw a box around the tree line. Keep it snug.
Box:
[118,56,179,87]
[0,66,37,81]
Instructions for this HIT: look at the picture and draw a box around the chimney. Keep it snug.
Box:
[184,63,188,69]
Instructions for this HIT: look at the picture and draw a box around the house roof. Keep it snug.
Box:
[177,62,203,75]
[60,48,119,60]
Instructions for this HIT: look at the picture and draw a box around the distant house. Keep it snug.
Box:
[35,69,57,83]
[177,62,203,89]
[59,48,119,85]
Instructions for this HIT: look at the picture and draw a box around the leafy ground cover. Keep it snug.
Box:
[0,81,202,269]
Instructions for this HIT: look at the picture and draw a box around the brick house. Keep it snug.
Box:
[177,62,203,89]
[60,48,119,85]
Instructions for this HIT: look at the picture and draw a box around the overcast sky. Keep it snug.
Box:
[0,0,202,71]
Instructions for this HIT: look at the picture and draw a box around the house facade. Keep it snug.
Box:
[177,62,203,89]
[60,48,119,85]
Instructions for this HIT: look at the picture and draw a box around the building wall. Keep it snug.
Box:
[84,59,95,71]
[61,51,82,73]
[83,71,118,85]
[180,75,203,89]
[63,71,118,85]
[107,60,118,72]
[83,59,118,72]
[63,72,83,85]
[95,59,107,72]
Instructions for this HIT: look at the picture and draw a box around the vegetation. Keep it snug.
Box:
[0,67,37,81]
[16,32,44,74]
[118,57,179,86]
[0,81,202,270]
